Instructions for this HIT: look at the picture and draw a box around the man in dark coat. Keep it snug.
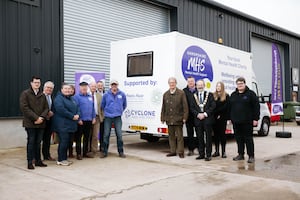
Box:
[229,77,260,163]
[183,76,197,156]
[190,79,216,161]
[42,81,55,161]
[20,76,49,169]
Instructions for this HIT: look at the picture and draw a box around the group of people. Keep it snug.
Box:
[20,76,127,170]
[161,76,260,163]
[20,75,259,170]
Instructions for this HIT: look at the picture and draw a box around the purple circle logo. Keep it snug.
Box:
[272,104,283,114]
[181,45,214,82]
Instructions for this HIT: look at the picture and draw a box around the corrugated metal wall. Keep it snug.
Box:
[0,0,62,117]
[63,0,170,84]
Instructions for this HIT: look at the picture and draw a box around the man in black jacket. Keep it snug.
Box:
[42,81,55,161]
[229,77,260,163]
[183,76,197,156]
[190,79,216,161]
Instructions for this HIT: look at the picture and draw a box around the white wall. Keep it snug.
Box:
[0,119,26,149]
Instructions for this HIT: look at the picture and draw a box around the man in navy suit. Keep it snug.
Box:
[189,79,216,161]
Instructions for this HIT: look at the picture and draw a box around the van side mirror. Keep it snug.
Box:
[260,94,265,103]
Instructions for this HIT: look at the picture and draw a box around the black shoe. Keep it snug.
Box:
[166,153,177,157]
[119,153,126,158]
[35,161,47,167]
[233,154,244,161]
[187,151,194,156]
[76,155,82,160]
[222,152,227,158]
[178,153,184,158]
[205,157,212,161]
[248,156,255,163]
[196,155,205,160]
[28,164,35,170]
[212,152,220,157]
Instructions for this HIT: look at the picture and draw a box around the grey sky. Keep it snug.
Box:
[212,0,300,35]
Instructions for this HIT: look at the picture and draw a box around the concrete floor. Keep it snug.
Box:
[0,122,299,200]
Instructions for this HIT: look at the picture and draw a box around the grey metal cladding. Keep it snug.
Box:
[0,0,62,117]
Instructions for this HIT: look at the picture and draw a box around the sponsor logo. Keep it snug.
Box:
[272,104,283,115]
[124,109,156,119]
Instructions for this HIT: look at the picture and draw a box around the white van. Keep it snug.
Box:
[110,32,270,142]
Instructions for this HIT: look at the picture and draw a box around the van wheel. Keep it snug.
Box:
[297,121,300,126]
[146,136,160,143]
[258,117,270,136]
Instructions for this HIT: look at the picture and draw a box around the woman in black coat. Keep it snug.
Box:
[212,81,229,158]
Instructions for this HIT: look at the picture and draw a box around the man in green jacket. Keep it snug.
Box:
[20,76,49,170]
[161,77,189,158]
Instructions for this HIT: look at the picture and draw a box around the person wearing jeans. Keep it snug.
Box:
[103,116,123,155]
[100,79,127,158]
[53,84,79,166]
[20,76,49,170]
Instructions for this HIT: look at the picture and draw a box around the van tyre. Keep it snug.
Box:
[296,121,300,126]
[258,117,270,136]
[276,131,292,138]
[146,136,160,143]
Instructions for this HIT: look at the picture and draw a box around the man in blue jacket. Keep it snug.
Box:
[74,82,96,160]
[100,80,127,158]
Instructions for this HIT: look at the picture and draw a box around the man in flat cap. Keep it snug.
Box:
[73,82,96,160]
[100,79,127,158]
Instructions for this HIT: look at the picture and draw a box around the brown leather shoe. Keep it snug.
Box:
[83,153,94,158]
[76,155,82,160]
[166,153,177,157]
[47,156,56,161]
[99,152,107,158]
[179,153,184,158]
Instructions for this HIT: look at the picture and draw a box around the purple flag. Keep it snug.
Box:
[271,44,283,115]
[75,72,105,94]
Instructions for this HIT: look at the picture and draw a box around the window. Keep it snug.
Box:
[127,51,153,77]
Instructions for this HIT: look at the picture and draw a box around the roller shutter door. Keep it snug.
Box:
[251,36,285,96]
[64,0,170,84]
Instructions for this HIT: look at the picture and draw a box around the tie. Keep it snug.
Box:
[46,95,51,109]
[199,92,203,103]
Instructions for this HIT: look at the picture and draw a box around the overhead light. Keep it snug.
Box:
[218,37,223,44]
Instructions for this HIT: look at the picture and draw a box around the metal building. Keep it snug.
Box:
[1,0,300,119]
